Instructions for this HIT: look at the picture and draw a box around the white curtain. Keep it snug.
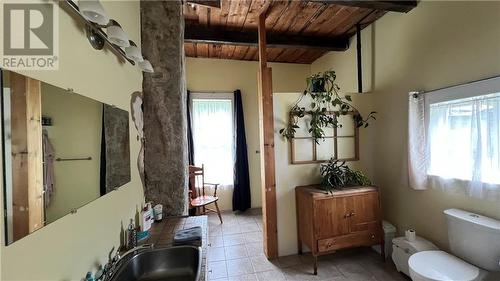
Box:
[408,92,428,190]
[427,93,500,200]
[408,78,500,200]
[192,98,234,186]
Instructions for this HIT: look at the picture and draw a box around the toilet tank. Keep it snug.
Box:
[444,208,500,272]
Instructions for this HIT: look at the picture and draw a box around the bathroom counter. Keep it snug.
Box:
[145,215,208,281]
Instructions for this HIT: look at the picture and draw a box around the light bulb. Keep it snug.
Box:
[139,60,154,73]
[107,20,129,47]
[78,0,109,26]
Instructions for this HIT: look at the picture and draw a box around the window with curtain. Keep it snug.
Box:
[191,93,234,186]
[428,93,500,184]
[408,76,500,200]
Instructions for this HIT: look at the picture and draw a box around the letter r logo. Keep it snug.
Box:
[4,3,54,56]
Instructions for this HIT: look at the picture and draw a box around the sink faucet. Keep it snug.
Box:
[98,244,154,281]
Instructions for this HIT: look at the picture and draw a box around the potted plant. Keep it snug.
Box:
[320,158,372,192]
[308,73,326,93]
[279,70,376,142]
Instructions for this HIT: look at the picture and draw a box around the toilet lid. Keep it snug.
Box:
[409,251,480,281]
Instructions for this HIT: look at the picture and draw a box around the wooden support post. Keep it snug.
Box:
[26,77,43,233]
[10,73,30,241]
[9,73,44,240]
[257,12,278,259]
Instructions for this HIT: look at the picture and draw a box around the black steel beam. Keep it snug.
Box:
[184,24,350,51]
[312,1,418,13]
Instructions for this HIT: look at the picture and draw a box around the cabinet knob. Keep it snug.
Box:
[344,212,356,218]
[371,234,375,239]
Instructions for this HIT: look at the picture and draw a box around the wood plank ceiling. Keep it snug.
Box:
[183,0,388,64]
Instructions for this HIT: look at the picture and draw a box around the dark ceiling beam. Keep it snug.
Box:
[185,0,221,9]
[311,1,418,13]
[184,24,349,51]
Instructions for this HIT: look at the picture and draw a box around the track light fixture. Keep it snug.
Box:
[64,0,154,72]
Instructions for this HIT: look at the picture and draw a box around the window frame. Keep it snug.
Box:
[189,92,235,185]
[189,92,235,137]
[424,77,500,133]
[289,111,359,165]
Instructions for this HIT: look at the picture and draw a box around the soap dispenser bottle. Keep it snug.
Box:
[127,219,137,249]
[141,202,153,231]
[85,272,95,281]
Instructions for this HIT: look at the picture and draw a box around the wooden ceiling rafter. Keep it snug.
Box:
[263,1,292,32]
[295,3,329,35]
[184,0,418,63]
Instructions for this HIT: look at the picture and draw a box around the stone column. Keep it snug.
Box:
[141,0,187,216]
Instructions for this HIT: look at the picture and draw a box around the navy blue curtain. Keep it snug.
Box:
[187,90,196,216]
[187,90,194,165]
[232,90,251,211]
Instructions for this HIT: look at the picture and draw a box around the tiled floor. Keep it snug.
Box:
[207,209,409,281]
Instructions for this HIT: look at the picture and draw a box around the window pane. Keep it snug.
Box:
[192,99,233,185]
[337,115,355,137]
[294,115,312,137]
[316,138,334,161]
[293,138,314,162]
[337,137,356,160]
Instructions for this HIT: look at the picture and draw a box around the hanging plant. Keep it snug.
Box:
[279,105,306,139]
[279,70,376,142]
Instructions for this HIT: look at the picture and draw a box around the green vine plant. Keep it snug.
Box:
[279,70,376,143]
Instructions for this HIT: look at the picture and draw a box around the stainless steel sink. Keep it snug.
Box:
[110,246,202,281]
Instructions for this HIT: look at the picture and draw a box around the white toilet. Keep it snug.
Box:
[409,208,500,281]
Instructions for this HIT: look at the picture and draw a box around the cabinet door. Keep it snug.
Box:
[314,197,350,239]
[348,192,381,233]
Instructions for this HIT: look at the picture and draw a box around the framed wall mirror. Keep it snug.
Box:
[1,70,131,245]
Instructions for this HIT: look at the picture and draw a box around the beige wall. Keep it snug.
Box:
[0,1,144,280]
[186,58,310,211]
[274,91,377,255]
[275,47,378,256]
[311,1,500,251]
[275,1,500,256]
[311,25,374,94]
[310,25,378,179]
[370,1,500,249]
[274,25,377,257]
[42,83,103,224]
[273,93,320,256]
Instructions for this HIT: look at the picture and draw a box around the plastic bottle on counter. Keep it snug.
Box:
[85,272,95,281]
[127,219,137,249]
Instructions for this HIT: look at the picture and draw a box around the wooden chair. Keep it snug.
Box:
[188,165,223,224]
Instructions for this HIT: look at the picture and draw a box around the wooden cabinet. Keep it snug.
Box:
[295,185,383,274]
